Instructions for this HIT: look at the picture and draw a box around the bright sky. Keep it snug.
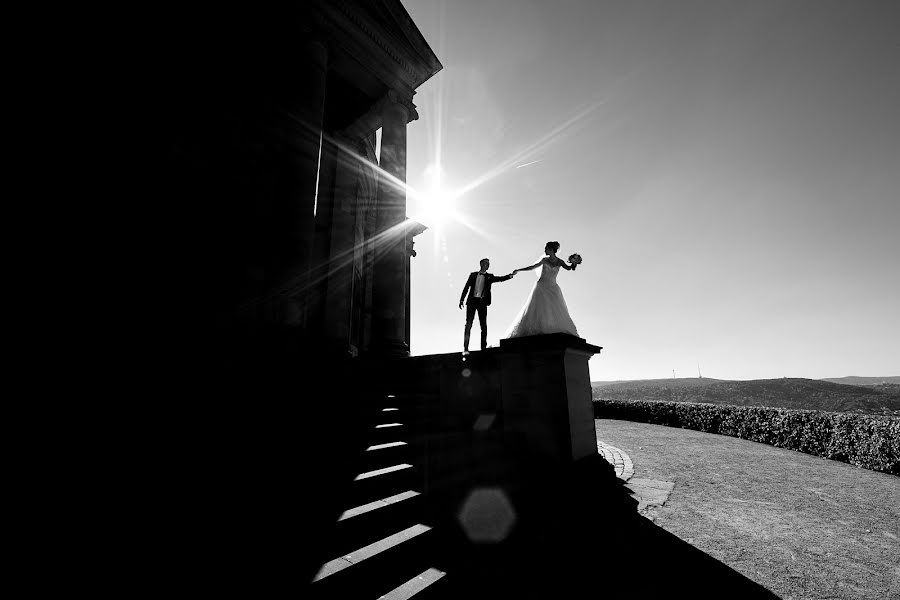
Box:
[401,0,900,381]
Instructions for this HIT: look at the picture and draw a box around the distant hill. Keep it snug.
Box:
[591,377,900,416]
[818,376,900,386]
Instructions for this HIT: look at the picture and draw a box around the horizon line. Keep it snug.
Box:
[592,375,900,383]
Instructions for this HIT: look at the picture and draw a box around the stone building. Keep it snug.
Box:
[166,1,441,359]
[287,1,443,358]
[162,2,602,595]
[162,0,444,588]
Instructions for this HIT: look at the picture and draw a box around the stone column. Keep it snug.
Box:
[278,37,328,328]
[370,91,414,356]
[322,135,362,354]
[405,220,428,351]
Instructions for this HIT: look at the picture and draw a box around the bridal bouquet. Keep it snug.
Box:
[568,253,582,269]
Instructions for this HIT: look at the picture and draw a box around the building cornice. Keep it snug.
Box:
[306,0,442,96]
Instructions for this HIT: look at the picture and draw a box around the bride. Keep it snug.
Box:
[504,241,579,339]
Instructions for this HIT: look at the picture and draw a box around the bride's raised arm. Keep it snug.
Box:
[513,257,546,274]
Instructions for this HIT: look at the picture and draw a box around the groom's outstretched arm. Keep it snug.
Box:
[494,273,515,282]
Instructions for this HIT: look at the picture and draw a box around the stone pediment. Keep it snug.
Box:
[307,0,443,98]
[358,0,443,78]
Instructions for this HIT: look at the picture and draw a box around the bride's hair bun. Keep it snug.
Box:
[546,241,560,252]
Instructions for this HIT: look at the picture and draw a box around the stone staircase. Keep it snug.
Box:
[305,349,565,598]
[308,391,450,599]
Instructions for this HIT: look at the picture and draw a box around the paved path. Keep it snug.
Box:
[596,439,634,481]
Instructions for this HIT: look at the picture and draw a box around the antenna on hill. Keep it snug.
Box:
[698,362,702,379]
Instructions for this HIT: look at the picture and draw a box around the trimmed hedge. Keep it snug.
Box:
[593,399,900,475]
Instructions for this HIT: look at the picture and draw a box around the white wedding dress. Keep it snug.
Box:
[504,260,579,338]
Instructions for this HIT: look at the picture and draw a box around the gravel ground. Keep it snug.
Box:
[595,419,900,600]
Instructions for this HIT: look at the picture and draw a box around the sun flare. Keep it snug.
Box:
[409,163,461,228]
[413,187,459,228]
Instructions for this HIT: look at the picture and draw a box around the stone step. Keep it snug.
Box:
[355,440,416,473]
[347,462,420,508]
[362,392,436,410]
[355,437,502,481]
[367,421,414,446]
[381,406,435,426]
[378,392,438,403]
[328,490,426,560]
[377,566,447,600]
[404,564,504,600]
[399,570,454,600]
[352,404,435,430]
[403,532,518,600]
[310,523,436,599]
[363,422,442,447]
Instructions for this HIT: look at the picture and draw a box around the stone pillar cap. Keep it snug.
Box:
[499,333,602,355]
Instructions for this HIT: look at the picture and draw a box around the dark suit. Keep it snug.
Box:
[459,271,513,351]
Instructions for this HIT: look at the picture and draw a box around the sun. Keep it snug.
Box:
[414,187,459,227]
[409,164,460,228]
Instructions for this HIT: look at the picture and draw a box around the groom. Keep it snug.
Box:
[459,258,515,354]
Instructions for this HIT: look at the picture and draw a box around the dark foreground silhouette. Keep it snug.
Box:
[406,453,781,599]
[155,340,780,599]
[164,342,779,598]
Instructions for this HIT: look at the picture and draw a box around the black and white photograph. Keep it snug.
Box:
[164,1,899,598]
